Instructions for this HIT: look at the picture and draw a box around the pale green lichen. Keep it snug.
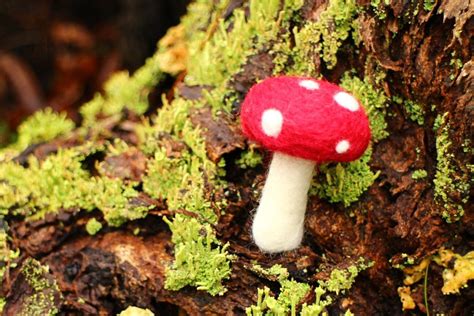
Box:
[17,258,62,316]
[163,215,233,296]
[412,169,428,180]
[248,259,371,316]
[300,287,332,316]
[246,265,311,316]
[319,258,373,295]
[433,113,469,222]
[85,218,103,235]
[144,125,230,294]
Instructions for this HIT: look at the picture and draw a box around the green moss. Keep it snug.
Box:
[140,97,224,223]
[236,147,263,169]
[246,265,311,315]
[0,147,150,226]
[312,148,379,207]
[300,259,371,315]
[0,149,94,218]
[94,177,150,227]
[13,108,74,151]
[85,218,103,235]
[286,0,361,74]
[423,0,435,11]
[186,0,282,87]
[0,230,20,295]
[18,258,62,316]
[163,215,233,296]
[80,53,165,126]
[412,169,428,180]
[143,98,232,294]
[433,113,469,222]
[393,96,425,125]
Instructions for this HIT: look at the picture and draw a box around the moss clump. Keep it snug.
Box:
[18,258,62,316]
[0,149,94,218]
[246,264,311,315]
[300,259,371,315]
[285,0,361,74]
[85,218,103,235]
[163,215,233,296]
[0,147,149,226]
[185,0,282,87]
[412,169,428,180]
[433,113,469,222]
[236,147,263,169]
[80,52,165,126]
[140,97,225,224]
[312,148,379,206]
[93,177,149,227]
[12,108,74,151]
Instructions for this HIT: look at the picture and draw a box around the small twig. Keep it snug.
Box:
[424,260,430,316]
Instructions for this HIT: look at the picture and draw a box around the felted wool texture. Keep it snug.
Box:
[240,76,371,163]
[252,152,315,253]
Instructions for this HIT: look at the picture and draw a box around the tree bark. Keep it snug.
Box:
[1,0,473,315]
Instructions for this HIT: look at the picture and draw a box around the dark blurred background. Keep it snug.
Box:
[0,0,189,143]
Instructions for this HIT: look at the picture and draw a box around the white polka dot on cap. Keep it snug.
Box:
[299,80,320,90]
[261,108,283,138]
[335,140,350,154]
[334,92,359,112]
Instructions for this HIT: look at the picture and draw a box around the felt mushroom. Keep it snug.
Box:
[240,76,371,253]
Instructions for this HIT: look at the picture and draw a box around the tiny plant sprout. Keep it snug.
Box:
[240,76,371,253]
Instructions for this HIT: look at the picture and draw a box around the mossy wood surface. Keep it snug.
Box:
[1,0,473,315]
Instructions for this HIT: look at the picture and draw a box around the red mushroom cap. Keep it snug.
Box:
[240,76,371,163]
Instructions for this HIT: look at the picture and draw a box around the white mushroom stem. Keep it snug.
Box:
[252,151,315,253]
